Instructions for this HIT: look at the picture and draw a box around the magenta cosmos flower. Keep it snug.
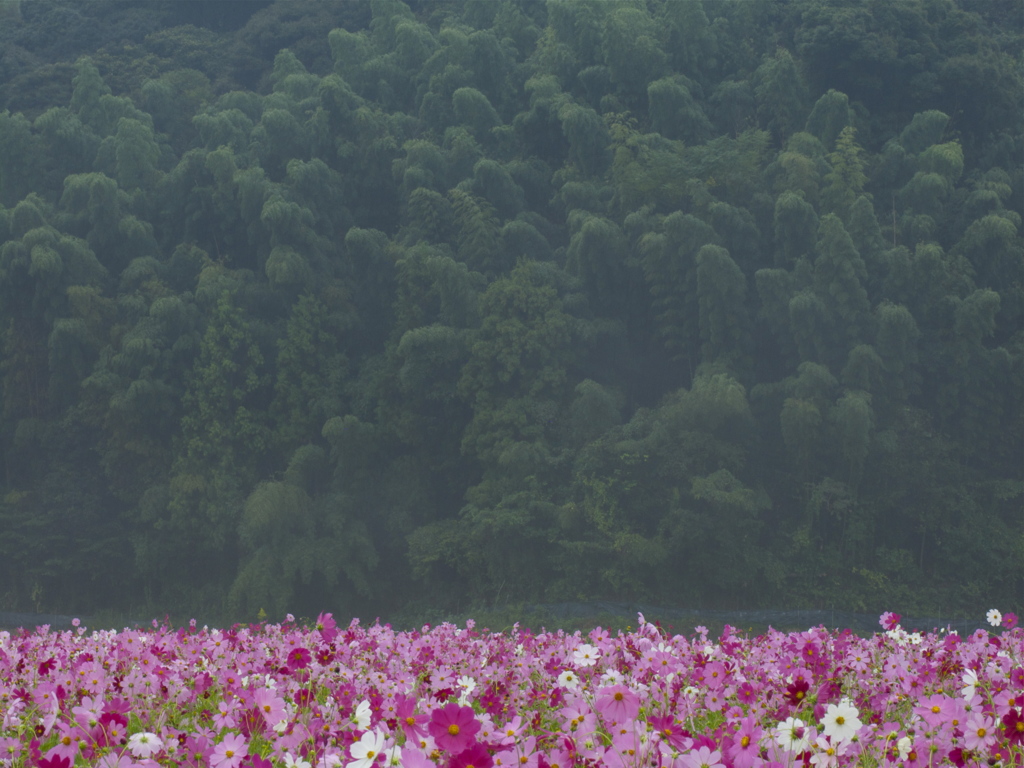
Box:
[429,702,481,753]
[449,742,493,768]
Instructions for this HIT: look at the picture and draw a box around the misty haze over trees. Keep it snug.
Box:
[0,0,1020,625]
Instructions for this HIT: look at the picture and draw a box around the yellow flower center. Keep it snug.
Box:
[449,724,461,736]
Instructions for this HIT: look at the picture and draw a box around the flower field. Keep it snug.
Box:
[0,611,1021,768]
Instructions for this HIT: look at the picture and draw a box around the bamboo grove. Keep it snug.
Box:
[0,0,1020,623]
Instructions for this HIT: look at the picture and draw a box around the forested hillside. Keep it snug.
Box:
[0,0,1020,623]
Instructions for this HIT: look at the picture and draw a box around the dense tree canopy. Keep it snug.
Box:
[0,0,1020,623]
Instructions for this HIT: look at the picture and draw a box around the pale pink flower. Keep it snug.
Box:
[679,745,725,768]
[594,685,640,723]
[964,713,997,751]
[210,733,247,768]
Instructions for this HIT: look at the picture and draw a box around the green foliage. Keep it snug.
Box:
[822,127,867,220]
[753,48,809,144]
[696,244,750,376]
[230,445,379,619]
[169,290,271,564]
[0,0,1020,621]
[269,294,348,453]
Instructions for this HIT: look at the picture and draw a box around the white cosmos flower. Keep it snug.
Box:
[820,698,862,743]
[775,717,812,753]
[573,643,600,667]
[347,730,385,768]
[600,669,624,686]
[961,669,978,699]
[352,700,372,729]
[457,676,477,705]
[382,745,402,767]
[557,670,580,690]
[896,736,912,760]
[987,608,1002,627]
[127,732,163,759]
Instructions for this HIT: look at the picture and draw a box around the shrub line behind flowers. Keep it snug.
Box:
[0,609,1020,767]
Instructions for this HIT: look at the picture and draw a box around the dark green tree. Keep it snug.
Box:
[696,244,750,377]
[804,89,854,150]
[564,211,628,317]
[753,48,809,144]
[269,293,348,455]
[648,76,712,144]
[162,290,271,599]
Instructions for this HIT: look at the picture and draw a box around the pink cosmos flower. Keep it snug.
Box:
[879,612,901,630]
[96,712,129,750]
[72,696,102,730]
[963,714,996,751]
[913,693,953,728]
[429,703,481,753]
[211,733,248,768]
[0,737,22,764]
[254,688,287,728]
[702,661,727,689]
[496,715,525,746]
[725,714,764,768]
[316,613,338,644]
[48,721,84,761]
[679,745,725,768]
[808,735,847,768]
[96,755,144,768]
[538,746,571,768]
[179,735,213,768]
[400,750,436,768]
[213,700,237,730]
[396,695,429,743]
[649,715,690,752]
[594,685,640,723]
[1003,612,1018,629]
